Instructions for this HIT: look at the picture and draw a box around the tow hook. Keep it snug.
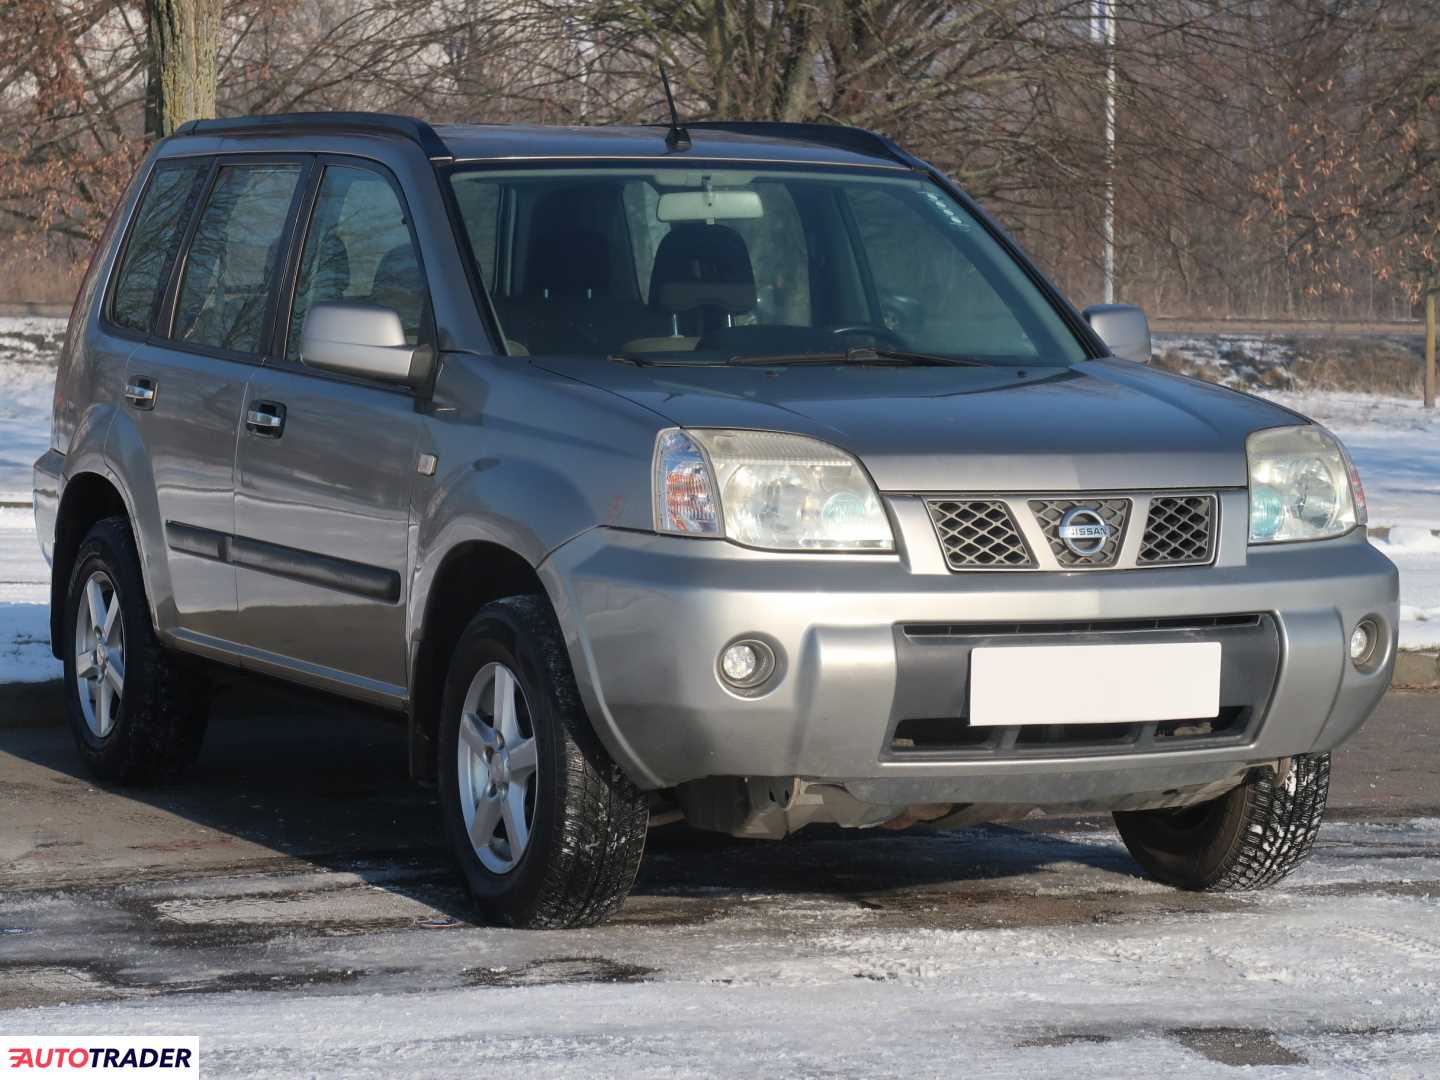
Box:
[1269,757,1295,788]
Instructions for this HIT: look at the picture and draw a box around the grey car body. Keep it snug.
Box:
[35,114,1396,859]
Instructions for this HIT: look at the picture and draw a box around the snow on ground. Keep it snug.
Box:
[1258,389,1440,531]
[0,316,64,505]
[4,818,1440,1076]
[1257,390,1440,649]
[0,320,53,681]
[1154,331,1301,388]
[0,505,55,682]
[1373,528,1440,651]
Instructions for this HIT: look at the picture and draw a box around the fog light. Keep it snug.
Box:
[719,639,776,690]
[722,643,758,682]
[1349,619,1378,666]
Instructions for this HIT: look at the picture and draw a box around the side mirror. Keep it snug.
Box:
[300,302,432,384]
[1082,303,1152,364]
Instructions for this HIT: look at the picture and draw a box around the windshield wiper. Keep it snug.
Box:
[607,353,727,367]
[728,346,988,368]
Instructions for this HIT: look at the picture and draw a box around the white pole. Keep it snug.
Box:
[1093,0,1116,305]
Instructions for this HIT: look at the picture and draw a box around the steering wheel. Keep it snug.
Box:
[827,324,908,349]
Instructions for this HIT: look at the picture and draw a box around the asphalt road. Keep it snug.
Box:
[0,681,1436,1073]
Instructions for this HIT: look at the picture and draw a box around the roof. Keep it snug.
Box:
[173,113,917,171]
[437,122,911,169]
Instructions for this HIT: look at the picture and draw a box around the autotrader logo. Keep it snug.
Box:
[1,1039,197,1077]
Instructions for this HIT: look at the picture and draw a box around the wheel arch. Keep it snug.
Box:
[408,538,550,781]
[49,470,132,659]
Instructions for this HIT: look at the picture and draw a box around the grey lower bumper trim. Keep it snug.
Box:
[838,759,1250,806]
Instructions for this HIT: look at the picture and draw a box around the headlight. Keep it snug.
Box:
[1247,425,1365,543]
[653,428,893,551]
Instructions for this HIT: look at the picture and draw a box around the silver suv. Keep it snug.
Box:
[34,113,1398,927]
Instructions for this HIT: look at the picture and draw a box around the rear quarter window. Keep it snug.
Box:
[108,159,209,334]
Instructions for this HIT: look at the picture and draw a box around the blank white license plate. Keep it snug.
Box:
[969,642,1221,727]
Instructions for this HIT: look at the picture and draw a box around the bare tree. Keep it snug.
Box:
[144,0,221,137]
[0,0,1429,330]
[1251,0,1438,405]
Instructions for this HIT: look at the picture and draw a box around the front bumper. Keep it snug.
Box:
[541,512,1398,799]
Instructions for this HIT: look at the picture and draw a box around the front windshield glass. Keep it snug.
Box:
[448,165,1087,367]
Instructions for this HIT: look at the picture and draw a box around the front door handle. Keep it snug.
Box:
[245,401,287,438]
[124,377,157,409]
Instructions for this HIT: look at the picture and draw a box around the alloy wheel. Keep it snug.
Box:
[74,569,125,738]
[456,662,539,874]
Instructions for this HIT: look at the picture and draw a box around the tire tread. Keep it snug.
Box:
[1208,753,1330,891]
[443,595,647,929]
[1115,753,1330,893]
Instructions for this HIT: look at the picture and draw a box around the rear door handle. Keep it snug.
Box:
[245,401,287,438]
[124,377,157,409]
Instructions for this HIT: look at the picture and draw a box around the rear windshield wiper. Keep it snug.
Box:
[728,346,988,368]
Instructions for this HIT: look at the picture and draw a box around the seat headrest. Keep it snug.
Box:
[649,224,756,314]
[528,228,611,299]
[311,231,350,296]
[372,242,416,292]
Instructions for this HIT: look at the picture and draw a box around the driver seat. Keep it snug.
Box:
[647,223,757,339]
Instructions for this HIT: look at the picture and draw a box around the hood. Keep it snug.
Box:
[533,356,1305,492]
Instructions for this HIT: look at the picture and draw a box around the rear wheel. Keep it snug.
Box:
[438,595,648,928]
[62,516,207,785]
[1114,753,1330,891]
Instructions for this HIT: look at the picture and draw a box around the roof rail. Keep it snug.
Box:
[173,112,452,160]
[679,120,914,167]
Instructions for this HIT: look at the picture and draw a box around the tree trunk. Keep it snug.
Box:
[144,0,221,140]
[1426,288,1437,410]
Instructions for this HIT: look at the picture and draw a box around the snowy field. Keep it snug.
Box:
[0,316,62,506]
[3,816,1440,1076]
[0,506,51,682]
[0,317,1436,682]
[1258,390,1440,649]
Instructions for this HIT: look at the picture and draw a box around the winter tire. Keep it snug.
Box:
[62,516,207,785]
[438,594,649,928]
[1114,753,1330,891]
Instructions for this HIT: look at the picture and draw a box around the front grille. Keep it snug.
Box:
[926,499,1034,570]
[1029,498,1130,568]
[890,707,1254,757]
[1139,495,1217,565]
[903,614,1262,638]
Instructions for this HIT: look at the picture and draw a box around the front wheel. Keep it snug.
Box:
[1114,753,1330,891]
[438,595,649,928]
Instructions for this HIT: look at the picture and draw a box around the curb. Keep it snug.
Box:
[1394,650,1440,690]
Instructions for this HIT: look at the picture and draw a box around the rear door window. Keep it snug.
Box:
[172,164,304,356]
[109,160,209,334]
[285,164,428,364]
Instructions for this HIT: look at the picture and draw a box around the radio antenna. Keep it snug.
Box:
[659,64,691,151]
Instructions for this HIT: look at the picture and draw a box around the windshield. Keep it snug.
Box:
[448,165,1088,367]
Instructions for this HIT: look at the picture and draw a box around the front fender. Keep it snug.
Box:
[408,353,665,652]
